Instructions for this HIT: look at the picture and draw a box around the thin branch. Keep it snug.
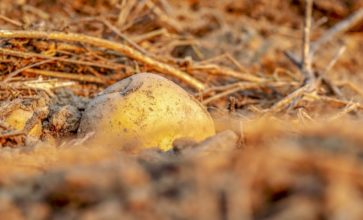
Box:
[302,0,314,83]
[192,64,264,83]
[22,79,75,91]
[0,131,25,138]
[269,85,309,113]
[269,0,315,112]
[97,18,151,56]
[117,0,133,27]
[268,0,358,113]
[3,59,55,82]
[322,46,346,76]
[336,81,363,98]
[311,8,363,56]
[328,102,358,121]
[284,51,302,69]
[0,15,22,27]
[286,7,363,67]
[145,0,183,33]
[132,28,167,43]
[0,30,205,90]
[284,44,346,98]
[23,69,107,84]
[202,83,260,105]
[0,48,122,70]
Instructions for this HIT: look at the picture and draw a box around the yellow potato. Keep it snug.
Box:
[78,73,215,151]
[5,109,42,138]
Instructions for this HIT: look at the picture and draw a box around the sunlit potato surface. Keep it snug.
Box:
[78,73,215,151]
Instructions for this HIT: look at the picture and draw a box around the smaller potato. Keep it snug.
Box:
[4,109,42,138]
[78,73,215,151]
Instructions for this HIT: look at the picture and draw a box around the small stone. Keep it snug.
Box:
[50,105,81,135]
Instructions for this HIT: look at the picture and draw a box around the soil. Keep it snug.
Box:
[1,0,363,219]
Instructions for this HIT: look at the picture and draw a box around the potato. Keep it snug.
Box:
[5,109,42,138]
[78,73,215,151]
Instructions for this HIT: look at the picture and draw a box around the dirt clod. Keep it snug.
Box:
[50,105,81,136]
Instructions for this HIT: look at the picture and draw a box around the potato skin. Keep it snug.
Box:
[78,73,215,151]
[5,109,42,138]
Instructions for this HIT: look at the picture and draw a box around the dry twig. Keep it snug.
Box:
[23,69,107,84]
[0,14,22,27]
[270,0,315,112]
[0,48,122,70]
[145,0,183,33]
[270,85,310,113]
[328,102,358,121]
[301,0,315,87]
[0,30,205,90]
[310,8,363,56]
[0,131,25,139]
[202,83,259,105]
[273,1,361,112]
[3,59,55,83]
[286,7,363,68]
[192,64,264,83]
